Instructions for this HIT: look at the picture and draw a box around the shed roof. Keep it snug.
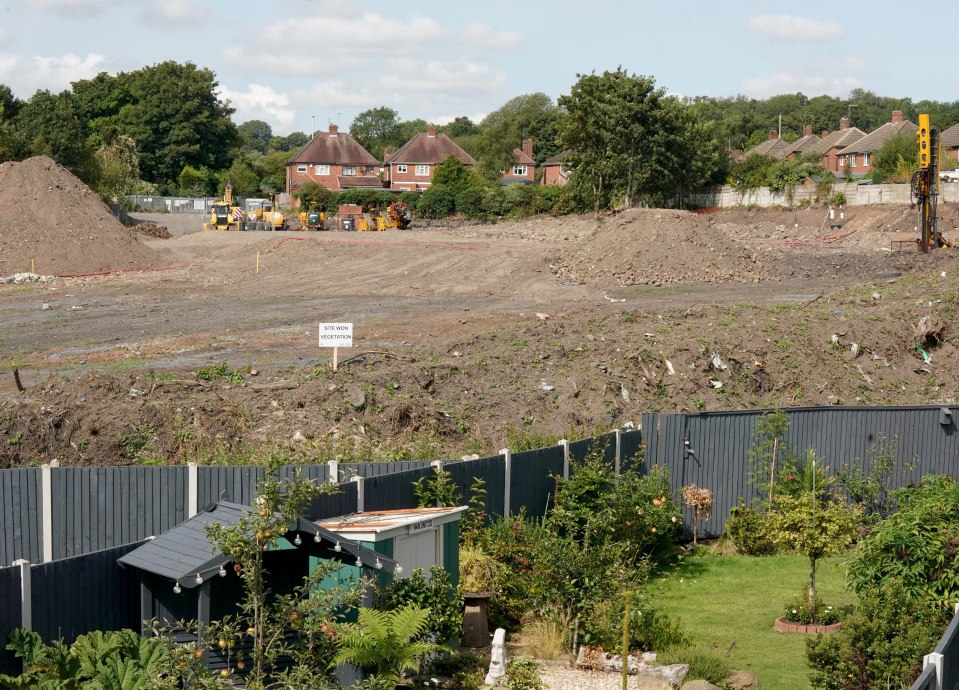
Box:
[118,501,397,587]
[337,175,385,189]
[316,506,468,541]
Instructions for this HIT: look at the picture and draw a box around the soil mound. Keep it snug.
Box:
[0,156,167,276]
[550,208,765,286]
[130,222,171,239]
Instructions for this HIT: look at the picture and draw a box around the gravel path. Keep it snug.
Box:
[538,659,640,689]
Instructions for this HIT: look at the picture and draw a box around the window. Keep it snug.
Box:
[850,154,857,168]
[314,164,330,175]
[396,164,408,174]
[512,164,528,176]
[862,153,870,167]
[415,165,430,176]
[342,166,356,176]
[296,164,307,173]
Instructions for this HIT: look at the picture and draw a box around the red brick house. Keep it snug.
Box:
[286,124,382,195]
[805,118,866,173]
[835,110,917,176]
[939,122,959,166]
[501,138,536,185]
[784,125,821,160]
[743,130,790,159]
[383,124,476,191]
[540,151,571,186]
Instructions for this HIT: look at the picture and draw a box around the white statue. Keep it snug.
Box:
[484,627,507,686]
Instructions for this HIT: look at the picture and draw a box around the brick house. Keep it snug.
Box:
[835,110,917,176]
[784,125,821,160]
[743,130,790,159]
[540,150,571,186]
[939,122,959,167]
[805,118,866,173]
[383,124,476,191]
[285,124,382,195]
[501,138,536,185]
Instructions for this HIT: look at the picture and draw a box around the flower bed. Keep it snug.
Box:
[774,617,842,634]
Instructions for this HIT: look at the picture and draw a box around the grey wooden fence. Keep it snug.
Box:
[910,605,959,690]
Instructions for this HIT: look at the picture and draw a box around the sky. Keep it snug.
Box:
[2,0,957,136]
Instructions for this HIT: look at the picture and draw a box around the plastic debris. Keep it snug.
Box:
[538,380,555,391]
[916,343,932,364]
[665,360,675,376]
[710,380,723,389]
[535,312,550,320]
[871,292,881,302]
[621,383,630,403]
[710,353,727,371]
[850,343,860,357]
[831,334,840,344]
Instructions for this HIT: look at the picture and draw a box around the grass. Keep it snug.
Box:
[650,552,856,690]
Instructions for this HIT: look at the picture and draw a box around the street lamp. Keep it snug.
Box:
[847,104,858,125]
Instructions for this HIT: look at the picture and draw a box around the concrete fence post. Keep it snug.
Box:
[13,559,31,631]
[923,652,943,690]
[187,462,198,518]
[352,475,365,513]
[614,429,622,477]
[501,448,511,518]
[559,439,570,480]
[40,464,53,562]
[327,460,339,484]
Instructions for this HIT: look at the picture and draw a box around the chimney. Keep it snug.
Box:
[769,129,778,140]
[803,124,813,137]
[427,124,436,137]
[822,130,829,138]
[839,117,850,130]
[329,123,338,136]
[891,110,904,123]
[522,138,533,159]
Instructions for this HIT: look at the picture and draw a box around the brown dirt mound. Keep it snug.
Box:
[549,208,765,286]
[130,222,171,239]
[0,156,167,276]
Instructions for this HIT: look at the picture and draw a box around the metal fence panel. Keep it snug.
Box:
[621,429,644,473]
[197,466,264,509]
[909,664,937,690]
[340,461,434,479]
[30,542,143,643]
[934,608,959,690]
[0,468,40,565]
[278,464,329,486]
[306,482,359,520]
[0,565,22,675]
[509,447,563,519]
[363,467,434,512]
[52,468,187,559]
[445,455,506,518]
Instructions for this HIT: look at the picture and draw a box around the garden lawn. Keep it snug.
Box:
[649,553,856,690]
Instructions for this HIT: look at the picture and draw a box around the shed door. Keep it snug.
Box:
[393,530,438,579]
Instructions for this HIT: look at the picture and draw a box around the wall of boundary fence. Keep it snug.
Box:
[688,181,959,208]
[910,605,959,690]
[120,196,220,213]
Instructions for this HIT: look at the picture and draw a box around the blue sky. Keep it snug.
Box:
[2,0,956,135]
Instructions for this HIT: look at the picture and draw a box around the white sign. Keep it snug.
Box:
[408,519,434,535]
[318,322,353,348]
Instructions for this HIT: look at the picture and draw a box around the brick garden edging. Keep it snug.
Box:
[774,617,843,634]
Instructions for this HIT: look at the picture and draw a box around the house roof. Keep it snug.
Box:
[542,150,571,166]
[805,127,866,156]
[745,137,789,159]
[838,120,918,155]
[512,147,535,166]
[118,501,398,587]
[288,127,379,167]
[316,506,468,542]
[387,131,476,166]
[784,133,822,157]
[940,123,959,149]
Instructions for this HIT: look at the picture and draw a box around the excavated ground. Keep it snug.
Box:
[1,190,957,466]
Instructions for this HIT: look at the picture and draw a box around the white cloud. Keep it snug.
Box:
[379,59,507,94]
[463,23,524,51]
[748,15,843,43]
[0,51,106,95]
[217,83,296,131]
[141,0,199,25]
[740,71,862,100]
[23,0,123,14]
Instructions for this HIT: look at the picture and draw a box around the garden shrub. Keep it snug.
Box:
[658,645,732,687]
[806,585,951,690]
[506,657,544,690]
[724,499,777,555]
[847,475,959,604]
[425,651,486,689]
[455,185,488,219]
[415,185,455,219]
[376,566,463,644]
[579,590,688,652]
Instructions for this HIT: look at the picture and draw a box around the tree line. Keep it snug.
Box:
[3,61,959,213]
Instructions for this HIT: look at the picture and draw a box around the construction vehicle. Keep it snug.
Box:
[297,202,326,231]
[244,197,287,231]
[203,182,243,231]
[912,114,950,249]
[354,202,412,231]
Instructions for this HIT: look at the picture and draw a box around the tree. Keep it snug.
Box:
[12,89,98,181]
[431,155,473,197]
[178,164,217,196]
[94,133,142,198]
[557,69,687,214]
[471,93,560,178]
[440,116,478,139]
[870,131,918,183]
[268,131,308,152]
[222,156,260,196]
[766,451,859,617]
[350,107,406,160]
[238,120,273,154]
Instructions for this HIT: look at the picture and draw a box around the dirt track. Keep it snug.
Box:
[1,205,958,467]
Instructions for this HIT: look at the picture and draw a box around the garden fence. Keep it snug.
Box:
[910,604,959,690]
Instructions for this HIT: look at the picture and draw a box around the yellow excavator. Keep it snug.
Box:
[298,202,326,231]
[203,182,243,231]
[913,114,951,249]
[245,197,287,231]
[356,202,412,231]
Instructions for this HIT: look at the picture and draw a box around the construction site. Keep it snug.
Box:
[1,155,957,467]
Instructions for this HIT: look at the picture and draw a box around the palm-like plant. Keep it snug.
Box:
[333,604,441,685]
